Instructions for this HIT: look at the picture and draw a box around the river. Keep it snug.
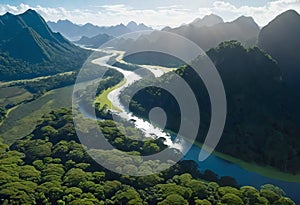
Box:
[89,49,300,203]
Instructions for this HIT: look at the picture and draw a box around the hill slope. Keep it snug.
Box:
[0,10,89,81]
[258,10,300,88]
[121,41,300,174]
[164,15,260,51]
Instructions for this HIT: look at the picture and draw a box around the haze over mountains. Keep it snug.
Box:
[74,33,114,48]
[71,14,260,51]
[47,20,153,41]
[163,14,259,50]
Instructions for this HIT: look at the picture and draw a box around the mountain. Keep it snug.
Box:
[74,33,114,48]
[190,14,224,27]
[47,20,153,41]
[120,41,300,174]
[258,10,300,87]
[126,21,152,31]
[0,10,89,81]
[163,15,260,50]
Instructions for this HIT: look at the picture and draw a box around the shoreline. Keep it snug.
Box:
[164,128,300,182]
[95,78,126,112]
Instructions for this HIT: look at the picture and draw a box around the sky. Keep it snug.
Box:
[0,0,299,28]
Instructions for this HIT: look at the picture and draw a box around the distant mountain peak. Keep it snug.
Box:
[57,19,74,24]
[233,15,256,24]
[233,16,259,29]
[234,15,255,22]
[22,9,39,16]
[258,9,300,86]
[191,14,223,27]
[126,21,152,32]
[280,9,300,16]
[3,12,13,17]
[127,21,138,27]
[270,9,300,24]
[202,14,223,22]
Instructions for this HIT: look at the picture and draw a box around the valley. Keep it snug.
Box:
[0,6,299,205]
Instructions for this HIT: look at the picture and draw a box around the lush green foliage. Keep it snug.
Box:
[120,41,300,173]
[0,10,90,81]
[14,72,77,94]
[0,108,295,204]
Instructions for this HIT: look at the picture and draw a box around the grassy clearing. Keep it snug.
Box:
[95,79,126,112]
[0,86,32,107]
[0,86,73,145]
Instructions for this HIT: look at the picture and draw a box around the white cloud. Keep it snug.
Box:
[198,0,300,25]
[0,1,300,28]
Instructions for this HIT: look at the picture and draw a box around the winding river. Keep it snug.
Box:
[90,49,300,203]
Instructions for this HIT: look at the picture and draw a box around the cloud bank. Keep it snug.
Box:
[0,0,299,28]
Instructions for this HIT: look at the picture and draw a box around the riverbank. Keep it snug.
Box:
[95,78,126,112]
[164,128,300,182]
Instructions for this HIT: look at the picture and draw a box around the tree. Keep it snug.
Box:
[0,181,37,204]
[92,172,105,183]
[219,176,238,187]
[41,125,58,138]
[195,199,212,205]
[24,140,53,161]
[218,186,241,197]
[187,179,208,199]
[137,174,164,188]
[19,165,41,182]
[158,194,188,205]
[221,193,244,205]
[240,186,261,204]
[113,188,143,205]
[260,184,285,196]
[103,180,122,198]
[274,197,296,205]
[260,189,280,203]
[79,181,96,193]
[64,168,88,186]
[154,183,192,199]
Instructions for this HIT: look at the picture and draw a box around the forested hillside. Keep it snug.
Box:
[0,10,90,81]
[120,41,300,174]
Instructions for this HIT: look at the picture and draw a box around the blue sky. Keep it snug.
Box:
[0,0,299,27]
[0,0,270,9]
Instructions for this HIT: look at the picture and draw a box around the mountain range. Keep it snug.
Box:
[73,14,260,51]
[0,9,89,80]
[163,14,260,50]
[47,20,153,41]
[119,10,300,174]
[121,40,300,174]
[74,33,114,48]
